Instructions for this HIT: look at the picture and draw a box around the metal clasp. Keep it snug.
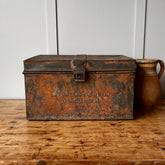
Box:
[74,66,86,82]
[71,55,87,82]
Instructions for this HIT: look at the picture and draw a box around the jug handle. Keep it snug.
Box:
[157,60,164,79]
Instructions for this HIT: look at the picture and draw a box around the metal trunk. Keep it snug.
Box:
[23,55,136,120]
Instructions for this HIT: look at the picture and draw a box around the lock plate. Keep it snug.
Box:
[71,55,87,82]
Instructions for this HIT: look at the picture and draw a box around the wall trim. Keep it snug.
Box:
[46,0,57,54]
[133,0,147,59]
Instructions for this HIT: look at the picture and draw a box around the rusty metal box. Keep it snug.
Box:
[23,55,136,120]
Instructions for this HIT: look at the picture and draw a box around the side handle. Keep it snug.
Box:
[157,60,164,79]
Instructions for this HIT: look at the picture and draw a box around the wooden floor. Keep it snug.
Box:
[0,100,165,165]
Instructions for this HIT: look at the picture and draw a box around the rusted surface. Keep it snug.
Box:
[24,55,136,72]
[25,72,134,120]
[24,55,136,120]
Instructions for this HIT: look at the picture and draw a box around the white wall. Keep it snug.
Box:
[0,0,48,98]
[0,0,165,98]
[58,0,135,56]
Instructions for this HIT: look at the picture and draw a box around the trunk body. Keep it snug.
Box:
[23,55,136,120]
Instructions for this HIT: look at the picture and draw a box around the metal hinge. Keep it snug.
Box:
[71,55,87,82]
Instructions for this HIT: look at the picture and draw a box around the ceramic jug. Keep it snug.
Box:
[135,59,164,110]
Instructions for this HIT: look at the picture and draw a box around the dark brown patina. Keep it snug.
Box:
[23,55,136,120]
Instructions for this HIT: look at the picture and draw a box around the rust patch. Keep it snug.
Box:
[25,72,134,120]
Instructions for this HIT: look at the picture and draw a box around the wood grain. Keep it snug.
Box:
[0,99,165,165]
